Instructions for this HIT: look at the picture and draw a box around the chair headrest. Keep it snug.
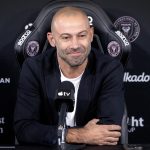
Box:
[14,0,131,66]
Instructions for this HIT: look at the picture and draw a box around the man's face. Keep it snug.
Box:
[48,14,94,67]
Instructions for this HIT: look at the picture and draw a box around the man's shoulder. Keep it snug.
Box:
[23,48,56,66]
[91,48,123,73]
[92,48,120,65]
[20,48,56,76]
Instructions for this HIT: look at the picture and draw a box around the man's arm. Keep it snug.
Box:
[66,59,124,145]
[14,58,57,145]
[97,59,125,125]
[66,119,121,145]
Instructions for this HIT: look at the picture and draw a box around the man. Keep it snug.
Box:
[14,6,124,146]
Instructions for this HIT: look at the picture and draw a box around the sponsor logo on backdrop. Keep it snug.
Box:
[24,23,33,30]
[107,41,121,57]
[127,116,144,133]
[115,30,130,46]
[114,16,140,42]
[0,78,10,84]
[0,117,5,134]
[17,30,32,46]
[124,72,150,82]
[26,41,39,57]
[88,16,93,26]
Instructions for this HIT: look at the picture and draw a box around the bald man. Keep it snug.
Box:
[14,7,124,146]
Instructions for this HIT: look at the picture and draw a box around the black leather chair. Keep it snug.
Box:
[14,0,130,145]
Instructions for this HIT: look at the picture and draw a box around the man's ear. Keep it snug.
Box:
[47,32,56,47]
[90,27,94,42]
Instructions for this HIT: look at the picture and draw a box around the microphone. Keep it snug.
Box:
[55,81,75,113]
[55,81,75,149]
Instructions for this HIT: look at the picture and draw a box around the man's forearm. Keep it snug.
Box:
[65,119,121,145]
[66,127,87,144]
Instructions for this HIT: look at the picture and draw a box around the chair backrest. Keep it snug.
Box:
[121,104,128,144]
[14,0,131,66]
[14,0,129,144]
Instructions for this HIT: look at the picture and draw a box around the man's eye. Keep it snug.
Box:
[62,36,69,40]
[79,34,86,38]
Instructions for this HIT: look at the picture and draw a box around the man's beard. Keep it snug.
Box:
[58,45,91,67]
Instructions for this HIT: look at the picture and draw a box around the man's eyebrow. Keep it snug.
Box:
[78,30,89,34]
[59,33,72,38]
[61,30,88,35]
[60,33,71,36]
[56,29,90,37]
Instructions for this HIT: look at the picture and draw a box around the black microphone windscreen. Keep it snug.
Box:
[55,81,75,112]
[58,81,75,92]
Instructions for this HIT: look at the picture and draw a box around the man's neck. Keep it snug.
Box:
[58,60,87,78]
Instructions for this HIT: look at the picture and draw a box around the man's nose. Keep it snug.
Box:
[71,37,79,49]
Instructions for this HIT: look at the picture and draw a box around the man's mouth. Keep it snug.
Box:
[69,51,82,57]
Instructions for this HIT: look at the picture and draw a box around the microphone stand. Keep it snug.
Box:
[57,104,86,150]
[57,103,67,150]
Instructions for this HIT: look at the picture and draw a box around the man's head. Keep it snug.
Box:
[47,6,94,67]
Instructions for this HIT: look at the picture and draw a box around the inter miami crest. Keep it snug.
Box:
[114,16,140,42]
